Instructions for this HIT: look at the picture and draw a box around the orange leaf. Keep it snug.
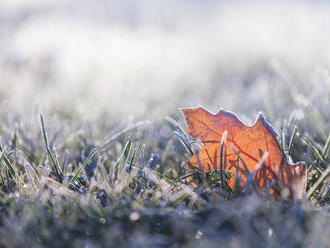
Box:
[182,107,307,200]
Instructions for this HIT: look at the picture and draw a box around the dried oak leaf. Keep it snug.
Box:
[182,107,307,199]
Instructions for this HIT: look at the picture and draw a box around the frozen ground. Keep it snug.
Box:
[0,1,329,247]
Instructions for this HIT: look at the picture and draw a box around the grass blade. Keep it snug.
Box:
[231,145,250,177]
[113,140,132,175]
[280,131,286,155]
[173,131,194,156]
[40,113,63,181]
[288,125,297,156]
[322,133,330,159]
[175,172,196,183]
[307,167,330,199]
[100,121,150,151]
[128,150,136,175]
[219,130,227,189]
[302,138,324,163]
[231,144,259,194]
[0,145,17,178]
[242,152,269,194]
[69,147,98,185]
[233,156,241,194]
[68,121,149,186]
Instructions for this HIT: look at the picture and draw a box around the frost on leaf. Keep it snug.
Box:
[182,107,306,200]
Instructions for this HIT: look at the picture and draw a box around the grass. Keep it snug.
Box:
[1,3,330,243]
[0,88,329,247]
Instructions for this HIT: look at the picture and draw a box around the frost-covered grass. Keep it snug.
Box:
[0,87,329,247]
[1,1,330,247]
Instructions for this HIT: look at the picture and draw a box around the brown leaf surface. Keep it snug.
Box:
[182,107,307,199]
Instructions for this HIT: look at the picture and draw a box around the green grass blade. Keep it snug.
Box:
[123,140,131,163]
[68,121,149,186]
[322,133,330,159]
[69,147,98,185]
[0,152,17,178]
[231,145,250,176]
[231,144,260,194]
[288,125,297,156]
[11,128,17,151]
[152,170,176,186]
[175,172,196,183]
[302,138,324,162]
[40,113,63,181]
[233,156,241,194]
[128,150,136,175]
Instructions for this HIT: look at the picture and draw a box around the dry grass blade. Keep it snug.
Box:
[307,167,330,199]
[219,130,227,189]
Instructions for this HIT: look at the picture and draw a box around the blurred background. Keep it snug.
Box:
[0,0,329,126]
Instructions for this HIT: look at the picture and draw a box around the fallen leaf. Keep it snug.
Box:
[182,107,307,199]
